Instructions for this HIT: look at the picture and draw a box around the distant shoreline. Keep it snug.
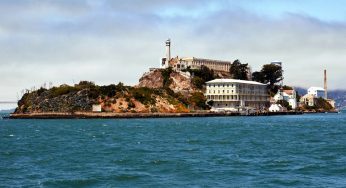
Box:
[8,111,304,119]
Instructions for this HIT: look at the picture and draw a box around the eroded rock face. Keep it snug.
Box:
[137,69,195,93]
[137,69,164,89]
[169,71,194,93]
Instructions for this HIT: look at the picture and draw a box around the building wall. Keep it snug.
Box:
[308,88,325,98]
[179,57,231,72]
[205,81,269,111]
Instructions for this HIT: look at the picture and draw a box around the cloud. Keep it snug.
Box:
[0,0,346,100]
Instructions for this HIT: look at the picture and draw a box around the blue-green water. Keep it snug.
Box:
[1,113,346,187]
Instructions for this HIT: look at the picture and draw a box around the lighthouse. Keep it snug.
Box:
[161,39,171,68]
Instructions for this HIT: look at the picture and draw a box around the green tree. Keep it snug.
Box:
[252,64,283,95]
[229,59,249,80]
[188,92,208,110]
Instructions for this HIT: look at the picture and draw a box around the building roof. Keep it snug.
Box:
[180,57,231,64]
[308,87,325,91]
[283,90,294,95]
[206,79,266,86]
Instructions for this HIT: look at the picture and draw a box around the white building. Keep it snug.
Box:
[177,57,231,72]
[300,94,316,107]
[92,104,102,112]
[205,79,269,111]
[273,89,297,109]
[269,104,287,112]
[308,87,325,98]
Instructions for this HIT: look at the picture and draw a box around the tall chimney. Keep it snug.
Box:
[324,69,327,99]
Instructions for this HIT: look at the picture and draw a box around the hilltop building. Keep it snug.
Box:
[205,79,269,111]
[307,87,325,98]
[300,70,335,109]
[273,89,297,109]
[160,39,231,74]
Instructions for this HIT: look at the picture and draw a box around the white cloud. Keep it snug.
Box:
[0,1,346,100]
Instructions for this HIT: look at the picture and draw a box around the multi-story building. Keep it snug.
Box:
[205,79,270,111]
[176,57,231,73]
[160,39,232,73]
[273,89,297,109]
[308,87,325,98]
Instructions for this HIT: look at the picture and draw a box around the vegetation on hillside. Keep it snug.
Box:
[302,97,333,112]
[15,79,210,114]
[183,65,215,89]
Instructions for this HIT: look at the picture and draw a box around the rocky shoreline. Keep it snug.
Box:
[8,111,303,119]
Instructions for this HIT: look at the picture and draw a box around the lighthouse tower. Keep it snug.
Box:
[161,39,171,68]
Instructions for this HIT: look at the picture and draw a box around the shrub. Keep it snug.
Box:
[192,76,204,89]
[161,67,173,88]
[50,85,78,98]
[188,92,208,110]
[131,87,155,105]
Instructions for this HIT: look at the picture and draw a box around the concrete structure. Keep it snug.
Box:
[308,87,325,98]
[92,104,102,112]
[269,104,287,112]
[176,57,231,72]
[300,94,316,107]
[205,79,269,111]
[160,39,231,73]
[161,39,171,68]
[324,69,328,99]
[273,89,297,109]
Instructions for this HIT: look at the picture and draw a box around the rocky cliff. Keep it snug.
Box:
[14,68,212,114]
[14,81,207,114]
[137,69,197,94]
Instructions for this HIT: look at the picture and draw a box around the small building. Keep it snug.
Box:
[205,79,269,112]
[92,104,102,112]
[269,104,287,112]
[308,87,325,98]
[300,94,316,107]
[273,89,297,109]
[326,99,336,108]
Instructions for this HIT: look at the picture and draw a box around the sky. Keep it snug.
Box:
[1,0,346,101]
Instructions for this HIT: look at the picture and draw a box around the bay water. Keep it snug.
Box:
[1,112,346,187]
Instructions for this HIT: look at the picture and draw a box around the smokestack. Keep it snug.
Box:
[324,69,328,99]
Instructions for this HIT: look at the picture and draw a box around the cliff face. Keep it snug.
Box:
[14,68,210,114]
[137,69,197,94]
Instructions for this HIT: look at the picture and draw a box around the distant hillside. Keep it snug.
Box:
[0,109,15,114]
[295,87,346,109]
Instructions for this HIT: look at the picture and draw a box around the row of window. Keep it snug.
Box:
[207,84,236,88]
[207,95,269,101]
[208,90,267,95]
[207,84,265,91]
